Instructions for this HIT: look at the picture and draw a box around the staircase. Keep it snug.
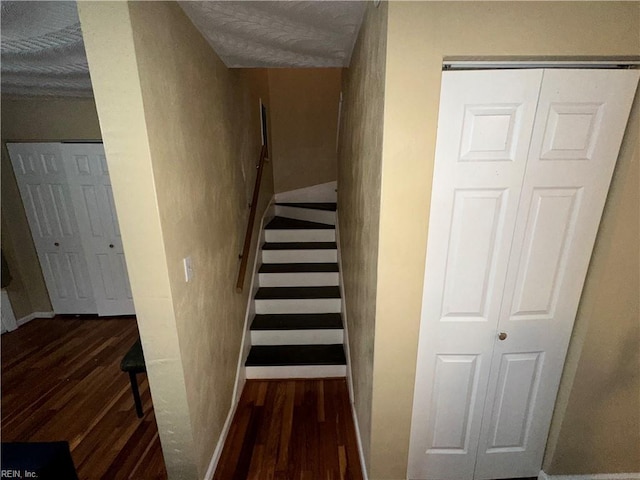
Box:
[245,202,347,379]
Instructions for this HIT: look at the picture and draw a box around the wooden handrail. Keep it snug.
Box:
[236,144,268,292]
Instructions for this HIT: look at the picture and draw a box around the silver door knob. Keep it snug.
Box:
[498,332,507,341]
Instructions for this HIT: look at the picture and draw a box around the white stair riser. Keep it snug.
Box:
[255,298,341,314]
[275,205,336,225]
[265,229,335,243]
[259,272,339,287]
[274,181,337,203]
[246,364,346,379]
[251,329,344,345]
[262,249,337,264]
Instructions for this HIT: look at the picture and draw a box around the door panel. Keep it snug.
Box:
[408,69,544,480]
[7,143,97,314]
[428,355,481,453]
[442,189,508,322]
[474,69,640,480]
[509,188,582,320]
[62,144,135,316]
[485,352,544,452]
[459,104,523,162]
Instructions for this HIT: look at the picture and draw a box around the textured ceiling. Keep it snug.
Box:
[179,1,367,68]
[0,1,366,97]
[1,1,92,97]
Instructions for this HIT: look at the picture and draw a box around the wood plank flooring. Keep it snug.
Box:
[1,316,167,480]
[215,378,364,480]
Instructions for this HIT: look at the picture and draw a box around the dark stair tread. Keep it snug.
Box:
[245,344,346,366]
[276,202,337,212]
[265,216,334,230]
[263,242,336,250]
[251,313,343,330]
[255,286,340,300]
[259,263,339,273]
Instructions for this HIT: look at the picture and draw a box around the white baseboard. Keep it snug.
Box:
[204,398,240,480]
[336,214,368,478]
[350,399,369,480]
[204,198,275,479]
[335,215,355,403]
[275,181,337,203]
[17,311,55,327]
[1,290,18,332]
[539,471,640,480]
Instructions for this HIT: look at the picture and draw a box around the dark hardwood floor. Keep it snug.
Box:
[1,316,167,479]
[215,378,364,480]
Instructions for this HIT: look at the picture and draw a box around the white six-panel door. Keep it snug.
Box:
[7,142,135,317]
[62,144,135,316]
[409,69,639,480]
[7,143,97,314]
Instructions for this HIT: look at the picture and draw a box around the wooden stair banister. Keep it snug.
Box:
[236,144,269,292]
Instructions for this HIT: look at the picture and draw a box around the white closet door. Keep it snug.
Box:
[7,143,97,314]
[474,69,640,479]
[62,144,135,316]
[408,70,543,480]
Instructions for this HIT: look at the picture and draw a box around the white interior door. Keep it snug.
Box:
[7,143,97,314]
[408,69,544,480]
[409,68,639,480]
[62,144,135,316]
[474,69,640,479]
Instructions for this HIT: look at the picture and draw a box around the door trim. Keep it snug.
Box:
[539,471,640,480]
[443,60,640,70]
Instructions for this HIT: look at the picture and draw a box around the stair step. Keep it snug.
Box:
[266,216,334,230]
[259,263,338,273]
[251,313,343,330]
[250,313,344,345]
[262,249,337,264]
[263,242,336,250]
[265,228,335,243]
[259,272,339,287]
[275,202,337,212]
[275,205,335,226]
[245,344,346,367]
[254,286,342,314]
[259,263,340,287]
[255,286,340,300]
[251,328,343,346]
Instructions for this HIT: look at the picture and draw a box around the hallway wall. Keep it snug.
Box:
[0,96,101,319]
[371,2,640,478]
[336,2,388,473]
[79,2,273,477]
[268,68,341,194]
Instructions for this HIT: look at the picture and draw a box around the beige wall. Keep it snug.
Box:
[1,96,102,319]
[371,2,640,478]
[79,2,272,477]
[268,68,341,194]
[336,2,388,473]
[544,88,640,475]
